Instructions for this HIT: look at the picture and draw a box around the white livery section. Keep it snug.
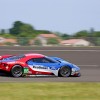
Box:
[28,65,59,76]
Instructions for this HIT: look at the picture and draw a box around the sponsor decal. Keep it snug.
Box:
[33,65,48,69]
[18,62,25,64]
[50,66,58,70]
[28,65,51,73]
[8,62,16,64]
[8,61,25,65]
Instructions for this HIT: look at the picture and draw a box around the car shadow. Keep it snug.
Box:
[0,70,10,77]
[0,70,80,78]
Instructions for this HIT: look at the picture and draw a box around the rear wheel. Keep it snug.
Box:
[11,65,23,77]
[58,66,71,77]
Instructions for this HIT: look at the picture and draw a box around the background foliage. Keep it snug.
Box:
[0,21,100,46]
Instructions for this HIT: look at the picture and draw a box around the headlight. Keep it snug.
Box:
[72,68,77,72]
[72,67,80,72]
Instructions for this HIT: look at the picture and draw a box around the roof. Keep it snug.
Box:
[25,53,45,58]
[4,53,46,62]
[18,53,45,62]
[5,38,17,43]
[0,37,5,43]
[61,39,86,44]
[39,34,57,38]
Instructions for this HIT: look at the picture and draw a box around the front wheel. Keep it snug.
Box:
[11,65,23,77]
[58,66,71,77]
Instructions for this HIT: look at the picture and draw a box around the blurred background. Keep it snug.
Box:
[0,0,100,47]
[0,1,100,100]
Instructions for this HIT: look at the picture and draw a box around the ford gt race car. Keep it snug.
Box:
[0,53,81,77]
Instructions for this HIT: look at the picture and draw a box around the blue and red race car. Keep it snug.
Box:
[0,53,81,77]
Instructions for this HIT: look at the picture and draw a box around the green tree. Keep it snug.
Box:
[95,37,100,46]
[47,38,59,45]
[4,42,14,46]
[54,32,70,40]
[35,30,51,34]
[17,37,29,46]
[61,34,70,40]
[34,39,42,46]
[93,31,100,37]
[9,21,23,35]
[9,21,36,45]
[73,30,89,37]
[20,24,34,34]
[9,21,35,36]
[54,32,62,36]
[88,27,95,37]
[0,29,6,34]
[91,31,100,46]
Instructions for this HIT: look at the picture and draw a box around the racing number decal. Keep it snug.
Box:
[23,68,29,74]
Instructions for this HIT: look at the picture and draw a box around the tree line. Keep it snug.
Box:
[0,21,100,45]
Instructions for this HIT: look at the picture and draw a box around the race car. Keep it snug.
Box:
[0,53,81,77]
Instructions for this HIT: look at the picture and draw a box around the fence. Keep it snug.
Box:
[0,37,100,46]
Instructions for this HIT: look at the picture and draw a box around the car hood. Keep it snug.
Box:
[48,56,80,70]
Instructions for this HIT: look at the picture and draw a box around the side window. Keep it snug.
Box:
[27,59,34,65]
[41,58,51,63]
[33,58,43,63]
[33,58,51,63]
[27,57,56,64]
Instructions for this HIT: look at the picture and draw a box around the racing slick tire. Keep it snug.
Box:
[11,65,23,77]
[58,66,71,77]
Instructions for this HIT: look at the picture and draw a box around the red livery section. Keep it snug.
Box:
[0,55,12,60]
[0,53,54,77]
[0,53,81,77]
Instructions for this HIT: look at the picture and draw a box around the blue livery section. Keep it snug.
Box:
[27,56,80,76]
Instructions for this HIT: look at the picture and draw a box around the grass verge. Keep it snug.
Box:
[0,82,100,100]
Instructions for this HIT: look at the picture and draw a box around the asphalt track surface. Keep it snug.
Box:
[0,46,100,82]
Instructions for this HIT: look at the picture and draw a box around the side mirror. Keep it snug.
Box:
[57,60,61,63]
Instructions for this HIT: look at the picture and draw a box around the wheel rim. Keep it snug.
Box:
[12,66,22,77]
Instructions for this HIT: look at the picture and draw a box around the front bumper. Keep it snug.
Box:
[71,71,81,77]
[71,65,81,77]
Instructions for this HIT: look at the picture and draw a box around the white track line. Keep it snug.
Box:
[77,65,99,67]
[0,49,100,52]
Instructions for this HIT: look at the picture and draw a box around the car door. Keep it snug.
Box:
[27,57,60,76]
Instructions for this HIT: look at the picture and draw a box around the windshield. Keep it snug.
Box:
[2,54,25,61]
[45,56,58,63]
[48,57,68,63]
